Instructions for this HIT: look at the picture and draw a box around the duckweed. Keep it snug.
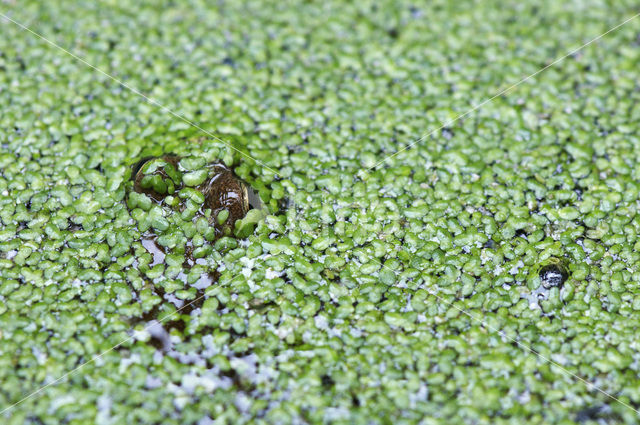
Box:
[2,1,640,425]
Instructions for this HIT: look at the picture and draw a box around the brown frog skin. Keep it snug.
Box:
[199,162,250,225]
[131,155,258,229]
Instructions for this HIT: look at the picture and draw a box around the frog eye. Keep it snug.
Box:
[131,156,154,180]
[132,155,183,200]
[539,263,568,288]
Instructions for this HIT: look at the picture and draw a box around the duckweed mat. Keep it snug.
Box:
[2,1,640,424]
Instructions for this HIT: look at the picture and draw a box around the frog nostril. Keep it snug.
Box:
[246,184,262,210]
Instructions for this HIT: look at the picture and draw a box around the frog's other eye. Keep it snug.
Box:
[131,156,154,179]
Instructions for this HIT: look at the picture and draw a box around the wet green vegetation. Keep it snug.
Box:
[1,0,640,424]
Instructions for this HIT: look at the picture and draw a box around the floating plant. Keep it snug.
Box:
[4,2,640,423]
